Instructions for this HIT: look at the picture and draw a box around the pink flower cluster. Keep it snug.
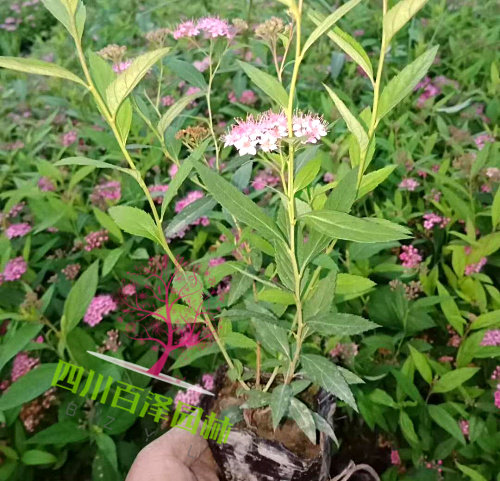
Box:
[459,420,469,438]
[193,56,211,72]
[330,343,359,360]
[390,450,401,466]
[84,229,109,251]
[228,90,258,105]
[481,329,500,347]
[38,176,56,192]
[83,294,118,327]
[252,168,281,190]
[8,202,25,218]
[11,352,39,382]
[464,257,487,276]
[161,95,175,107]
[399,245,422,269]
[224,110,328,156]
[121,283,136,296]
[474,133,495,150]
[113,61,132,73]
[398,178,420,191]
[90,180,121,206]
[495,385,500,409]
[423,213,450,230]
[1,257,27,282]
[61,130,78,147]
[5,222,31,239]
[415,77,441,108]
[491,366,500,380]
[208,257,226,267]
[173,17,234,40]
[170,191,210,238]
[174,373,215,407]
[149,184,169,204]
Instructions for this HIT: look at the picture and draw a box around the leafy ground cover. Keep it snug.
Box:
[0,0,498,480]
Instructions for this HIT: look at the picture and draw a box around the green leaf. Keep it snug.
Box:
[54,156,135,177]
[428,405,465,445]
[383,0,429,45]
[222,332,257,350]
[102,247,125,277]
[164,197,215,239]
[62,261,99,333]
[108,206,162,245]
[226,272,253,306]
[274,240,295,291]
[21,450,57,466]
[302,0,363,54]
[271,385,293,430]
[492,187,500,228]
[252,320,290,358]
[312,412,338,445]
[303,270,337,320]
[335,273,375,301]
[257,288,295,305]
[369,389,397,408]
[324,84,368,152]
[27,421,89,444]
[96,433,118,471]
[41,0,85,39]
[300,210,411,243]
[455,463,488,481]
[193,161,283,243]
[0,323,42,372]
[157,92,203,135]
[0,56,86,86]
[165,57,207,89]
[237,61,288,109]
[408,345,433,384]
[301,354,357,410]
[160,159,194,221]
[432,367,480,393]
[436,281,465,335]
[295,157,321,192]
[308,313,379,336]
[399,410,419,447]
[288,398,317,444]
[377,46,438,121]
[93,207,123,243]
[0,364,57,411]
[470,310,500,330]
[106,48,170,117]
[241,390,272,409]
[169,343,219,370]
[357,165,397,198]
[325,168,358,212]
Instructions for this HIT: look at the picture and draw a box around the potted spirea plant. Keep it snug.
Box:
[0,0,436,479]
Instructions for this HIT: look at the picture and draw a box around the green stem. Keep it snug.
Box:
[206,41,220,171]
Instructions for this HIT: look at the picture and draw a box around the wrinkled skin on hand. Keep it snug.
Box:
[126,428,219,481]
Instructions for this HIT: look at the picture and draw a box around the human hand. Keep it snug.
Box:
[125,427,220,481]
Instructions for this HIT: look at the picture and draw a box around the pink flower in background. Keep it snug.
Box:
[399,245,422,268]
[169,164,179,177]
[61,130,78,147]
[174,385,202,407]
[464,257,487,275]
[193,56,211,72]
[8,202,25,218]
[229,90,258,105]
[417,170,427,178]
[491,366,500,380]
[459,420,469,438]
[175,190,204,212]
[90,180,121,206]
[38,176,56,192]
[202,373,215,391]
[62,263,81,280]
[481,329,500,347]
[438,355,454,363]
[6,222,31,239]
[112,60,132,73]
[121,283,136,296]
[149,184,169,204]
[161,95,175,107]
[398,178,420,191]
[99,329,121,353]
[35,336,44,343]
[474,133,494,150]
[481,184,492,193]
[495,385,500,409]
[423,213,450,230]
[2,257,27,281]
[208,257,225,267]
[197,17,233,39]
[486,167,500,182]
[323,172,335,183]
[185,86,201,97]
[224,110,327,156]
[84,229,109,251]
[330,343,359,360]
[84,294,117,327]
[252,168,280,190]
[11,352,39,382]
[172,20,200,39]
[353,29,365,37]
[390,450,401,466]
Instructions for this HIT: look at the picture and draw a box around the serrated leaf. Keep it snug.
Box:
[324,84,368,152]
[428,405,465,445]
[303,270,337,320]
[241,390,272,409]
[308,313,379,336]
[0,56,86,86]
[432,367,480,393]
[194,161,283,243]
[274,240,295,291]
[325,168,358,212]
[108,206,162,245]
[253,320,290,358]
[301,354,357,410]
[383,0,429,44]
[93,207,123,243]
[312,412,338,445]
[271,385,293,430]
[377,46,438,121]
[106,48,170,116]
[237,60,288,109]
[222,332,257,350]
[288,398,317,444]
[300,210,411,243]
[399,410,419,447]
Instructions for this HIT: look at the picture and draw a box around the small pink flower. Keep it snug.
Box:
[464,257,487,275]
[474,133,494,150]
[161,95,175,107]
[121,283,136,296]
[423,213,449,231]
[11,352,39,382]
[323,172,335,183]
[399,178,420,191]
[495,385,500,409]
[61,130,78,147]
[399,245,422,269]
[149,184,169,204]
[38,176,56,192]
[438,355,454,363]
[8,202,25,218]
[481,329,500,347]
[491,366,500,380]
[90,180,121,205]
[193,56,211,72]
[172,20,200,40]
[202,373,215,391]
[5,222,31,239]
[112,60,132,73]
[390,450,401,466]
[208,257,225,267]
[459,420,469,438]
[84,230,108,251]
[35,336,44,343]
[174,386,202,407]
[252,168,280,190]
[83,294,117,327]
[169,164,179,177]
[2,257,27,281]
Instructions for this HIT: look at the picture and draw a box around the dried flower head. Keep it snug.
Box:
[98,44,127,63]
[175,125,210,148]
[255,16,285,41]
[145,28,170,47]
